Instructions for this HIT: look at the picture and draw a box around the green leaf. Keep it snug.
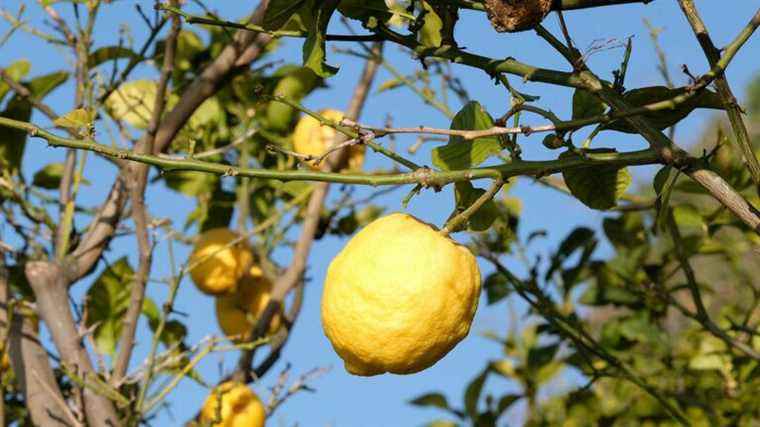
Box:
[0,59,31,102]
[560,149,632,210]
[572,89,605,120]
[606,86,724,133]
[672,204,707,238]
[187,97,223,130]
[174,30,205,71]
[0,96,32,174]
[432,101,501,171]
[53,108,94,129]
[88,46,138,68]
[184,187,235,232]
[581,261,643,307]
[104,80,157,129]
[263,0,308,30]
[484,272,512,305]
[496,394,521,416]
[409,393,451,410]
[32,162,90,189]
[266,66,320,131]
[338,0,394,23]
[464,368,489,418]
[527,343,559,372]
[26,71,69,99]
[535,361,564,385]
[653,166,677,232]
[85,258,135,355]
[419,1,443,48]
[164,171,219,197]
[141,297,188,346]
[302,1,339,78]
[602,214,646,249]
[449,181,499,232]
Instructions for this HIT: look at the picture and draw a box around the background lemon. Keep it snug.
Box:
[291,109,365,171]
[200,381,266,427]
[215,267,282,339]
[321,213,481,376]
[188,228,253,295]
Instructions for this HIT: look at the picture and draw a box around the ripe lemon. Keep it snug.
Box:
[321,213,481,376]
[188,228,253,295]
[291,109,365,171]
[215,266,282,340]
[200,382,266,427]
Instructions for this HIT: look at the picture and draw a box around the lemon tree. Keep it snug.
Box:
[1,1,760,426]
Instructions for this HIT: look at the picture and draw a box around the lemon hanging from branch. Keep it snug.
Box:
[292,109,365,171]
[188,228,253,296]
[200,382,266,427]
[215,266,282,340]
[321,213,481,376]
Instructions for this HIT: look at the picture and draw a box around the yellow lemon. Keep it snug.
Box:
[215,267,282,339]
[0,344,9,373]
[200,382,266,427]
[291,109,365,171]
[321,213,481,376]
[188,228,253,295]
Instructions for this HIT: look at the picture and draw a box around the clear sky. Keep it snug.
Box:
[1,1,759,426]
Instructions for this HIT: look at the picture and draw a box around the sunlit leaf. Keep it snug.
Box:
[432,101,501,171]
[53,108,94,129]
[419,1,443,48]
[88,46,139,68]
[302,1,339,78]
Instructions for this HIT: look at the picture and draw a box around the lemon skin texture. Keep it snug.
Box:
[200,382,266,427]
[189,228,253,296]
[215,268,282,339]
[291,109,365,171]
[321,213,481,376]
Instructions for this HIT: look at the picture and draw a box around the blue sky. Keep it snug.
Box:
[1,1,759,426]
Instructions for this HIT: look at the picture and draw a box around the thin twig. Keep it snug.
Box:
[677,2,760,191]
[440,178,504,236]
[111,1,182,386]
[666,213,760,360]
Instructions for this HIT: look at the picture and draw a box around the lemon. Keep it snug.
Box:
[188,228,253,295]
[291,109,365,171]
[215,266,282,339]
[200,382,266,427]
[321,213,481,376]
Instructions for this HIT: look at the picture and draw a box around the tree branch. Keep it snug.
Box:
[666,213,760,360]
[0,116,662,187]
[1,260,70,426]
[152,0,272,154]
[232,40,384,384]
[535,18,760,233]
[440,178,504,235]
[112,2,182,385]
[66,0,274,285]
[25,261,120,427]
[677,2,760,191]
